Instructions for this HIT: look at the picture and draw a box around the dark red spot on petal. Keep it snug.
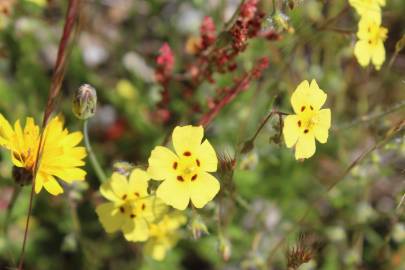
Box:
[301,106,306,112]
[134,192,140,197]
[191,174,197,181]
[142,203,146,210]
[298,121,301,127]
[173,162,178,169]
[119,207,125,213]
[130,214,136,218]
[304,129,309,134]
[310,105,314,110]
[196,159,200,167]
[177,175,184,182]
[122,194,127,200]
[183,151,191,156]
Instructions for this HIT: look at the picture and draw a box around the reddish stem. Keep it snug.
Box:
[18,1,81,269]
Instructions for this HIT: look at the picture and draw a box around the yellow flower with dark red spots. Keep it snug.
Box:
[148,125,220,210]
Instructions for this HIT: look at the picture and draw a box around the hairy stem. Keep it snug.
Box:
[83,120,107,183]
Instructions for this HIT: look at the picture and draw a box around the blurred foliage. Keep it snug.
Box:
[0,0,404,269]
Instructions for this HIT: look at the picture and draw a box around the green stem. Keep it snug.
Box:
[83,120,107,183]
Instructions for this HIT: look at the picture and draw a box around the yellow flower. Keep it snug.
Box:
[0,114,87,195]
[349,0,385,18]
[144,213,187,261]
[354,17,388,70]
[147,125,220,210]
[96,170,165,242]
[283,80,331,160]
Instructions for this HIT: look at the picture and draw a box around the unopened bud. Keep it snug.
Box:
[218,236,232,261]
[72,84,97,120]
[190,214,209,240]
[12,166,33,186]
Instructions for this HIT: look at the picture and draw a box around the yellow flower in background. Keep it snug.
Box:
[96,170,165,242]
[283,80,331,160]
[148,125,220,210]
[144,213,187,261]
[349,0,385,18]
[0,115,87,195]
[354,17,388,70]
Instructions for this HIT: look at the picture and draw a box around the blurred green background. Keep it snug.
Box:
[0,0,404,269]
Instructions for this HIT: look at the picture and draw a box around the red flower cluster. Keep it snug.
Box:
[154,43,175,123]
[199,16,216,51]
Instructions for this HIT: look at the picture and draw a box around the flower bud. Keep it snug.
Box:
[72,84,97,120]
[218,236,232,261]
[190,214,209,240]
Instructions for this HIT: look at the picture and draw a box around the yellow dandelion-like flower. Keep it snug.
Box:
[354,17,388,70]
[147,125,220,210]
[144,213,187,261]
[0,114,87,195]
[349,0,385,18]
[283,80,331,160]
[96,169,165,242]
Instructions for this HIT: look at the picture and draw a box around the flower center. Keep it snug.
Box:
[118,195,147,219]
[173,150,201,182]
[297,105,318,134]
[367,24,387,46]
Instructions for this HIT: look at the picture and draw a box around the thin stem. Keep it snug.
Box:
[266,119,405,265]
[83,120,107,183]
[17,182,36,270]
[396,193,405,212]
[334,100,405,131]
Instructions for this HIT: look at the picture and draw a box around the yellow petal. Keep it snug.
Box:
[35,173,45,193]
[172,125,203,155]
[43,177,64,195]
[110,173,129,198]
[128,169,149,197]
[53,168,86,182]
[156,178,190,210]
[283,115,300,148]
[61,131,83,147]
[96,202,125,233]
[295,132,316,160]
[308,80,327,110]
[371,41,385,70]
[291,80,310,114]
[147,146,178,180]
[196,139,217,172]
[291,80,326,113]
[123,218,149,242]
[147,242,167,261]
[0,114,14,147]
[189,172,220,208]
[314,109,331,143]
[354,40,371,67]
[100,181,120,202]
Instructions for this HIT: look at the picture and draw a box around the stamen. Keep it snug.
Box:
[301,106,305,112]
[142,203,146,210]
[297,120,301,127]
[122,194,127,200]
[119,206,125,213]
[173,161,178,170]
[196,159,200,167]
[191,174,197,181]
[134,192,140,197]
[177,175,184,182]
[310,105,313,110]
[130,214,136,218]
[183,151,191,156]
[304,129,309,134]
